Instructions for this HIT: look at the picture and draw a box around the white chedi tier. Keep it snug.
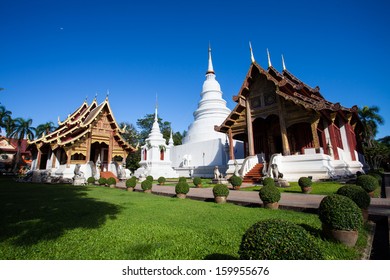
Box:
[183,47,231,144]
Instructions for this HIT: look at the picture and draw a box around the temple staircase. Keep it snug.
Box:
[242,163,264,184]
[100,171,119,182]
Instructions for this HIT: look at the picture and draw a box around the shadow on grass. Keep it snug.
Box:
[0,180,121,246]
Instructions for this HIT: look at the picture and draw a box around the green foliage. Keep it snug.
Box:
[259,185,281,203]
[229,175,243,187]
[178,177,187,183]
[239,219,323,260]
[141,180,152,191]
[106,177,116,186]
[146,175,154,182]
[157,176,166,185]
[336,185,371,209]
[212,184,229,197]
[98,177,107,185]
[125,178,137,188]
[192,177,202,186]
[367,171,382,185]
[298,177,312,188]
[175,182,190,195]
[87,177,95,184]
[318,194,363,231]
[356,174,379,193]
[262,177,275,187]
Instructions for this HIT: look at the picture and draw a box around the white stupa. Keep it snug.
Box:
[134,105,179,179]
[171,46,244,177]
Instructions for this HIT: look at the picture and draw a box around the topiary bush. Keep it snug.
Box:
[213,184,229,197]
[146,175,154,182]
[230,175,243,187]
[318,194,363,231]
[193,177,202,187]
[259,185,281,204]
[178,176,187,183]
[175,181,190,195]
[336,185,371,209]
[98,177,107,186]
[141,180,153,191]
[262,177,275,187]
[157,176,166,185]
[367,172,382,186]
[238,219,323,260]
[298,177,312,188]
[106,177,116,186]
[87,177,95,184]
[356,174,379,193]
[126,177,137,188]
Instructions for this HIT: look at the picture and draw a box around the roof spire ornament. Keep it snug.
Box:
[206,43,215,74]
[106,89,110,100]
[281,54,286,71]
[249,41,255,63]
[154,93,158,122]
[267,48,272,68]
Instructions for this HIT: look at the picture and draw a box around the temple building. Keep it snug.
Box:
[215,45,365,181]
[28,97,136,181]
[171,46,244,177]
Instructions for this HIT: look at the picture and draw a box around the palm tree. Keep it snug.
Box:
[358,106,384,147]
[8,117,36,173]
[0,105,12,134]
[35,121,56,138]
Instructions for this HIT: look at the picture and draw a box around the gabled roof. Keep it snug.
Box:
[215,61,359,133]
[29,98,136,152]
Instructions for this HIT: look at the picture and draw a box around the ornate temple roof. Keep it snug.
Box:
[29,97,136,153]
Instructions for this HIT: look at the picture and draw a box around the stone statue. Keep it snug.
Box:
[214,166,221,179]
[271,164,283,179]
[73,164,86,186]
[233,160,240,177]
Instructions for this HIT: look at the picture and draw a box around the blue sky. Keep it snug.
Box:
[1,0,389,138]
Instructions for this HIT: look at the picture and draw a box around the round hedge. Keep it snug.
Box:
[141,180,153,191]
[336,185,371,209]
[106,177,116,185]
[157,176,166,185]
[262,177,275,187]
[230,175,243,187]
[175,182,190,195]
[356,175,379,193]
[146,175,154,182]
[87,177,95,184]
[238,219,323,260]
[126,177,137,188]
[98,177,107,185]
[259,185,281,204]
[367,172,382,185]
[318,194,363,231]
[298,177,312,188]
[178,177,187,183]
[213,184,229,197]
[193,177,202,186]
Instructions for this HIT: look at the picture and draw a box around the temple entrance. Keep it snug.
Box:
[90,142,109,171]
[287,123,314,154]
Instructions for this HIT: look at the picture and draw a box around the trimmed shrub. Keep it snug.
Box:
[318,194,363,231]
[356,175,379,193]
[230,175,243,187]
[175,182,190,195]
[238,219,323,260]
[213,184,229,197]
[337,185,371,209]
[193,177,202,187]
[146,175,154,182]
[126,177,137,188]
[367,172,382,186]
[141,180,153,191]
[157,176,166,185]
[106,177,116,186]
[298,177,312,188]
[178,177,187,183]
[259,185,281,204]
[98,177,107,185]
[262,177,275,187]
[87,177,95,184]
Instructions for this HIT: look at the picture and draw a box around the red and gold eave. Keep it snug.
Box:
[28,98,136,158]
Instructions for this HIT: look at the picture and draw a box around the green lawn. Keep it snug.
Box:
[0,178,368,260]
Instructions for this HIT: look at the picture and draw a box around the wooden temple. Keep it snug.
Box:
[215,49,364,180]
[28,97,136,180]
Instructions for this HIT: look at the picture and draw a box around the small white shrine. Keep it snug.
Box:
[134,106,179,179]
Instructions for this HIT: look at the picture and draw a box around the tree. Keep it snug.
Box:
[119,122,141,172]
[8,118,36,172]
[358,106,384,148]
[136,113,172,145]
[35,121,56,138]
[0,105,12,134]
